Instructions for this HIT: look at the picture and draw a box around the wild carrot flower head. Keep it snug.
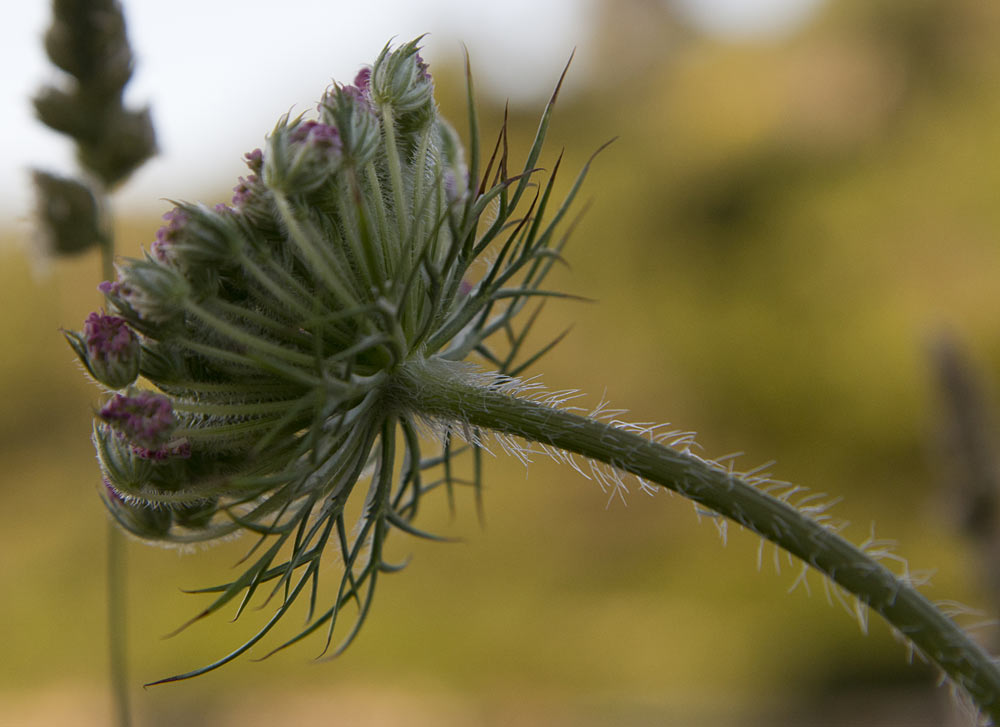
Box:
[71,37,597,680]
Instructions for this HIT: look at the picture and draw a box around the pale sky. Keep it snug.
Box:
[4,0,823,229]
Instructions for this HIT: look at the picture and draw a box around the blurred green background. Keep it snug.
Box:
[5,1,1000,725]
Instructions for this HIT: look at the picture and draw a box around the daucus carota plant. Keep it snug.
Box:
[65,37,1000,720]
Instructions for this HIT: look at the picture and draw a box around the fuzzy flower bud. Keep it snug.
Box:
[101,480,173,538]
[353,67,371,94]
[244,148,263,174]
[231,176,256,208]
[108,258,190,323]
[152,203,245,284]
[100,391,176,450]
[263,117,342,195]
[151,207,188,264]
[94,422,193,506]
[230,171,273,229]
[65,312,141,389]
[319,84,380,165]
[370,38,434,120]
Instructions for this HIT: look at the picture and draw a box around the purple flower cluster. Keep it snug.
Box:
[354,67,371,92]
[151,207,189,264]
[74,311,141,388]
[232,175,258,207]
[98,279,122,296]
[340,68,374,107]
[414,53,431,82]
[263,116,350,193]
[290,120,341,151]
[244,148,263,173]
[100,391,176,449]
[131,439,191,461]
[84,312,135,358]
[99,262,187,322]
[321,67,375,115]
[231,149,266,213]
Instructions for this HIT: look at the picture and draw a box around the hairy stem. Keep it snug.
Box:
[397,359,1000,722]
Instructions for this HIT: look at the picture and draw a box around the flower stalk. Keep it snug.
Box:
[395,358,1000,721]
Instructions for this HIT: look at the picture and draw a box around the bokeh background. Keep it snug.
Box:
[5,1,1000,725]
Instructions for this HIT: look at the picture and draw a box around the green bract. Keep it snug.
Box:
[82,38,592,680]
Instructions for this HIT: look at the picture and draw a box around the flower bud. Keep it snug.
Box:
[66,312,141,389]
[319,85,380,166]
[231,176,256,208]
[101,479,173,539]
[264,117,342,195]
[113,258,190,322]
[94,422,154,498]
[230,172,275,230]
[150,207,187,265]
[244,148,264,175]
[353,67,372,94]
[100,391,177,450]
[370,39,434,122]
[154,203,245,279]
[94,420,193,505]
[31,170,101,256]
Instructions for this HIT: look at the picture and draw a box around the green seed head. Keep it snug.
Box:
[31,170,102,256]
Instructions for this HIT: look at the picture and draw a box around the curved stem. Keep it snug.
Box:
[397,359,1000,722]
